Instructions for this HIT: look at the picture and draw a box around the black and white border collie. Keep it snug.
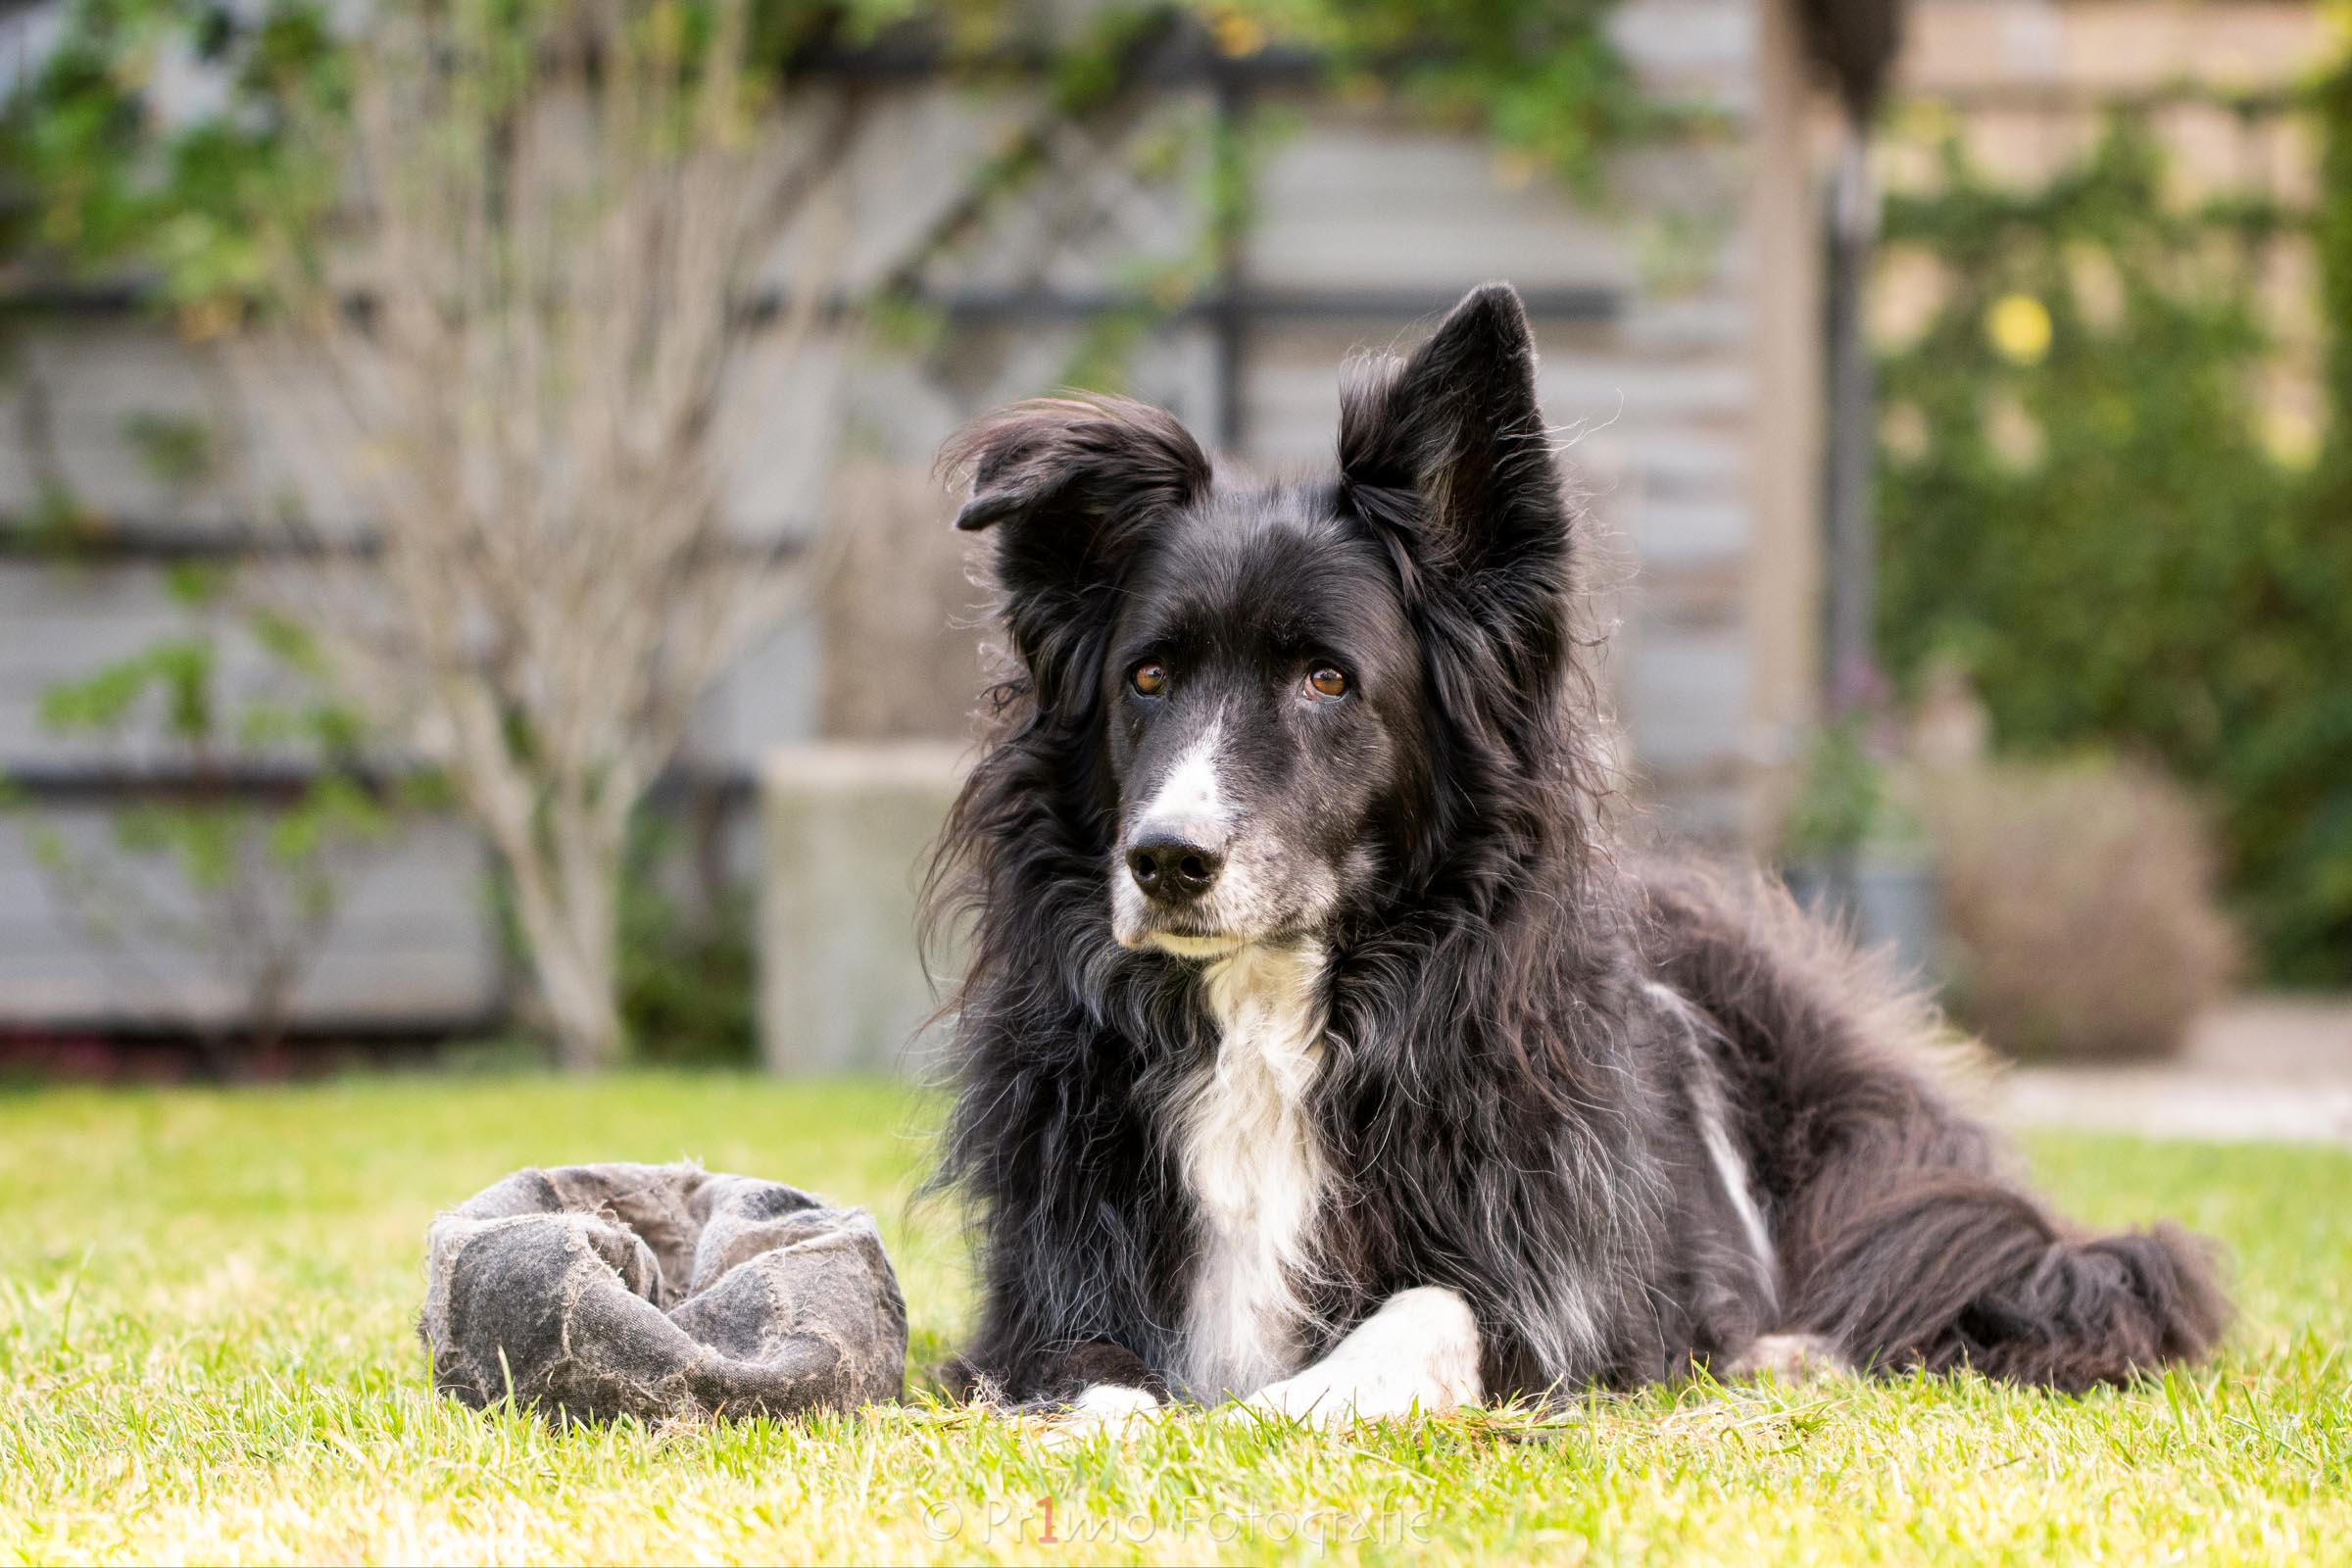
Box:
[926,282,2227,1425]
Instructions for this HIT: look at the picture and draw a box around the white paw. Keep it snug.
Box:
[1235,1360,1477,1429]
[1034,1383,1165,1447]
[1231,1287,1483,1429]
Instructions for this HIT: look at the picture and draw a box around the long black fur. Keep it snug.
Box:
[924,282,2229,1405]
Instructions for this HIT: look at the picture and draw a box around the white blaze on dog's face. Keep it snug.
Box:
[945,284,1564,963]
[1101,492,1429,956]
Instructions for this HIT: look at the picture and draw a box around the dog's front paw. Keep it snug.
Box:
[1233,1361,1477,1430]
[1231,1286,1484,1430]
[1231,1369,1354,1429]
[1034,1383,1166,1448]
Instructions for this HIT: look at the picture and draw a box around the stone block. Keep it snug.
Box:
[759,744,966,1076]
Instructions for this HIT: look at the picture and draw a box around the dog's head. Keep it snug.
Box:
[944,282,1579,956]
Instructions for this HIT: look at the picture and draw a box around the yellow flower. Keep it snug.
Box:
[1210,9,1267,58]
[2326,0,2352,63]
[2262,407,2322,471]
[1986,294,2053,365]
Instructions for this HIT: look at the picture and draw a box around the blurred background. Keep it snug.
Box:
[0,0,2343,1115]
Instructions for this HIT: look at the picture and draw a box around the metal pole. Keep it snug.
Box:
[1209,59,1249,452]
[1823,116,1879,720]
[1821,115,1880,917]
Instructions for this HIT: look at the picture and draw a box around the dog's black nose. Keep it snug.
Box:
[1126,836,1224,904]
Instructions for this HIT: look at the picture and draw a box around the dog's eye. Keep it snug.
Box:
[1304,665,1348,700]
[1130,662,1168,697]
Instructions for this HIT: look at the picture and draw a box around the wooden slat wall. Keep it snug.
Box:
[1,0,1803,1031]
[0,808,501,1027]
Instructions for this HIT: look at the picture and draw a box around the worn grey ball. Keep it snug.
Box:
[419,1162,906,1423]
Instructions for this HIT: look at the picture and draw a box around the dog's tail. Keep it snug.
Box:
[1788,1176,2228,1393]
[1640,861,2229,1393]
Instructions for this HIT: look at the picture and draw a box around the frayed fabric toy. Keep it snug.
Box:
[420,1162,906,1423]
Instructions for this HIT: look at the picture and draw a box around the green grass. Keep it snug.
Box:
[1,1076,2346,1565]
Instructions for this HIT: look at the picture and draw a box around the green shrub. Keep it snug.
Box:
[1920,757,2237,1061]
[616,817,760,1069]
[485,810,760,1068]
[1877,116,2352,983]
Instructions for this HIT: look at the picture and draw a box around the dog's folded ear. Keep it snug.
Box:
[943,394,1208,542]
[940,396,1210,700]
[1338,282,1567,582]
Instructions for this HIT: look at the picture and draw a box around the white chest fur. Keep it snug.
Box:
[1170,940,1333,1401]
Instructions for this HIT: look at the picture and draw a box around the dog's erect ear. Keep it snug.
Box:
[1337,282,1564,581]
[941,395,1210,701]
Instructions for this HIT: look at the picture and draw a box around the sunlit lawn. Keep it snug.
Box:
[1,1074,2346,1564]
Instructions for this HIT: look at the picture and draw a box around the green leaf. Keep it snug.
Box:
[122,412,217,489]
[249,610,327,678]
[162,561,229,609]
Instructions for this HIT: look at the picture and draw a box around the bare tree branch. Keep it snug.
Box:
[235,0,849,1069]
